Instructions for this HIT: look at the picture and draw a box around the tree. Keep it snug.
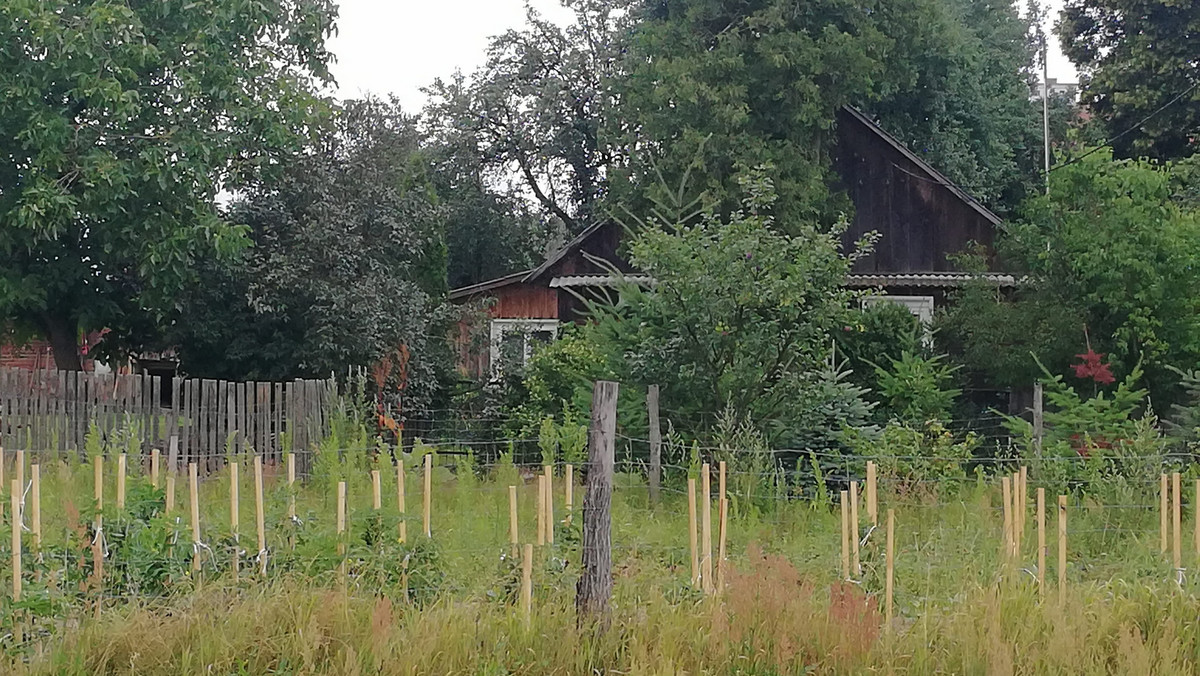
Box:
[422,2,625,233]
[585,167,875,451]
[939,151,1200,406]
[1058,0,1200,161]
[0,0,336,369]
[867,0,1043,211]
[172,98,451,412]
[422,85,553,289]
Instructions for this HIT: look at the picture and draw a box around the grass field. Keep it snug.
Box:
[3,448,1200,674]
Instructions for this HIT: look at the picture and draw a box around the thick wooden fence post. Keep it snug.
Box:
[647,385,661,506]
[576,380,617,619]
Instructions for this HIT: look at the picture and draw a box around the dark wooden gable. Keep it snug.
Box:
[835,106,1002,274]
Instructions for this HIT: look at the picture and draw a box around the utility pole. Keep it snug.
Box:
[1042,31,1051,195]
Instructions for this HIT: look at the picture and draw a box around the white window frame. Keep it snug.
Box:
[861,295,935,345]
[489,319,559,374]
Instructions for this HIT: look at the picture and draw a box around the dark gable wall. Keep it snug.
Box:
[835,109,999,274]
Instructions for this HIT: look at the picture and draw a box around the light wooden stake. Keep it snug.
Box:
[11,480,21,603]
[151,449,161,489]
[166,476,176,512]
[866,461,878,526]
[230,461,240,579]
[521,543,533,626]
[564,464,573,526]
[1161,473,1169,554]
[372,469,382,511]
[337,481,347,581]
[701,463,713,592]
[31,465,41,552]
[687,477,698,586]
[423,453,432,538]
[508,485,519,557]
[396,460,406,543]
[1037,487,1046,598]
[116,453,127,512]
[545,465,554,545]
[885,508,895,631]
[254,456,266,576]
[1058,495,1067,605]
[93,455,103,530]
[1173,472,1182,572]
[850,480,861,577]
[1001,475,1012,559]
[718,461,727,512]
[15,449,24,501]
[717,493,728,591]
[840,489,850,580]
[189,463,201,573]
[287,453,297,523]
[540,473,549,547]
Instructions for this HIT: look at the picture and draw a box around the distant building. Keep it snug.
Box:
[1033,77,1078,101]
[450,106,1016,380]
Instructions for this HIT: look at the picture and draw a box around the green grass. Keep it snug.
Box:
[3,452,1200,674]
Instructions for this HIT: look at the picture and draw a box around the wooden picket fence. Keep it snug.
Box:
[0,366,334,472]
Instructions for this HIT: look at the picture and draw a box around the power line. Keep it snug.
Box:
[1047,80,1200,174]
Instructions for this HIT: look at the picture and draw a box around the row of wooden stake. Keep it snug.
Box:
[5,447,444,606]
[1000,466,1069,602]
[1158,471,1200,574]
[837,462,896,626]
[683,462,729,594]
[506,464,575,623]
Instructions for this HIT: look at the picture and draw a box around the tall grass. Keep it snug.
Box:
[4,439,1200,673]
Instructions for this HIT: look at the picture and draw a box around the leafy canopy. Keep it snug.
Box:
[585,166,875,451]
[172,98,451,413]
[0,0,337,368]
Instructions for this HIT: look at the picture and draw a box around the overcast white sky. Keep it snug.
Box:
[327,0,1079,112]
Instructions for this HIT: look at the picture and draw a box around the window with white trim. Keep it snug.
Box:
[489,319,559,375]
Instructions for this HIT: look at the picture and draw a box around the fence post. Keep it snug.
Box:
[230,461,240,579]
[1001,476,1013,560]
[850,480,861,577]
[11,480,21,604]
[151,448,161,489]
[648,384,661,506]
[423,453,432,538]
[576,380,617,619]
[1032,382,1044,456]
[31,465,40,554]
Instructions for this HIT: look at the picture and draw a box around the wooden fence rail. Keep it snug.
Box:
[0,367,334,472]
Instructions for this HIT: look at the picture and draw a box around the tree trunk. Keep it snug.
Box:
[577,380,618,622]
[42,311,82,371]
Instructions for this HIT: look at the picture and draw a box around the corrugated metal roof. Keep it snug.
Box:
[549,275,654,288]
[846,272,1019,288]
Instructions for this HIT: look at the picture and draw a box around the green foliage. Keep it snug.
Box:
[1058,0,1200,161]
[847,421,978,491]
[0,0,336,369]
[1164,366,1200,448]
[940,152,1200,403]
[836,301,923,393]
[870,352,961,424]
[586,167,875,452]
[537,417,558,467]
[172,98,452,408]
[500,328,614,439]
[1004,358,1148,459]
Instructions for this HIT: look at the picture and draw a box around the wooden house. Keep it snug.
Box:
[450,106,1015,378]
